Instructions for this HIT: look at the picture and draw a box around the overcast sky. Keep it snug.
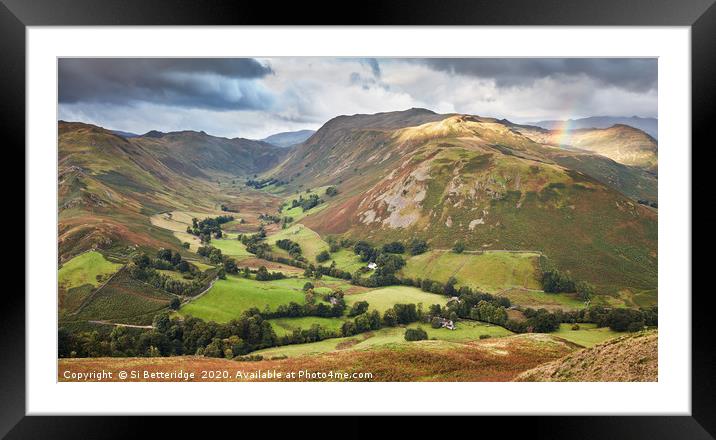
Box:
[58,57,657,139]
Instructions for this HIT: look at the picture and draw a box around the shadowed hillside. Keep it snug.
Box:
[58,121,287,261]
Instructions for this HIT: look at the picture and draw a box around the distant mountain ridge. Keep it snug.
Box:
[526,116,658,139]
[260,129,316,148]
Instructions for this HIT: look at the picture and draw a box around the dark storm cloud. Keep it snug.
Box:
[363,58,382,78]
[415,58,657,92]
[58,58,275,110]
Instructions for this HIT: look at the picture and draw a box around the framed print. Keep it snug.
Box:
[4,0,713,437]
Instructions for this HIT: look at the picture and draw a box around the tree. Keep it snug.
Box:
[408,239,428,255]
[316,250,330,263]
[452,241,465,253]
[325,186,339,197]
[255,266,270,281]
[404,327,428,341]
[382,309,398,327]
[382,242,405,254]
[170,297,181,310]
[348,301,369,317]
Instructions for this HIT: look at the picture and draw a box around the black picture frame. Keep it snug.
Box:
[3,0,711,437]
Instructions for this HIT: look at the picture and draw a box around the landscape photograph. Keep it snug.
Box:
[57,57,658,382]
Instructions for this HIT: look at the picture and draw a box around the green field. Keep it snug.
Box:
[401,250,541,293]
[408,320,513,342]
[59,251,124,315]
[255,319,512,358]
[59,251,122,290]
[553,323,621,347]
[210,237,253,259]
[279,187,332,223]
[269,316,347,337]
[177,275,350,323]
[266,224,329,262]
[326,248,365,273]
[345,286,448,313]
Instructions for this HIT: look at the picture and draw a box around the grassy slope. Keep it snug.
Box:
[345,286,448,313]
[59,251,122,289]
[553,323,621,347]
[327,249,365,273]
[269,316,348,337]
[178,276,351,323]
[266,224,330,262]
[255,320,513,358]
[58,251,123,315]
[401,250,541,293]
[179,276,308,322]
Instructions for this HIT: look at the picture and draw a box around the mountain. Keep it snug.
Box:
[267,109,657,294]
[514,124,658,174]
[527,116,658,139]
[58,121,288,261]
[260,129,316,148]
[517,330,657,382]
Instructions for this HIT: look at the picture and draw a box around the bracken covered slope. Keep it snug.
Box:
[516,330,657,382]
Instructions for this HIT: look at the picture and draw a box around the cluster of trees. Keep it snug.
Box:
[354,239,428,260]
[382,242,405,254]
[129,251,215,296]
[59,311,279,359]
[308,262,353,281]
[259,288,346,320]
[540,267,595,301]
[341,303,423,337]
[637,199,658,208]
[281,216,294,229]
[275,238,303,260]
[351,252,406,288]
[316,250,331,263]
[220,204,238,213]
[325,186,339,197]
[408,239,429,255]
[246,177,285,189]
[197,245,243,279]
[258,213,282,224]
[254,266,286,281]
[584,306,657,332]
[290,193,323,212]
[186,215,234,243]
